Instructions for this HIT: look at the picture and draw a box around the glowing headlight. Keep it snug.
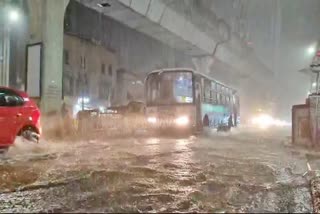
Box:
[251,114,290,129]
[175,116,189,126]
[251,114,273,128]
[147,117,157,124]
[77,97,90,104]
[99,106,105,113]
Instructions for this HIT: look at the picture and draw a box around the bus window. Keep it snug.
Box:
[226,95,230,106]
[204,79,211,102]
[146,71,193,105]
[218,93,222,105]
[211,82,216,91]
[221,86,225,95]
[232,95,236,105]
[211,90,217,103]
[210,82,216,103]
[172,73,193,103]
[216,84,221,93]
[147,75,159,104]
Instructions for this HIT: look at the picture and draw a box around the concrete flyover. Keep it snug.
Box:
[23,0,274,113]
[78,0,274,89]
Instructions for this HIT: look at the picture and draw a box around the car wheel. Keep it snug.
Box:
[21,128,39,143]
[0,147,8,156]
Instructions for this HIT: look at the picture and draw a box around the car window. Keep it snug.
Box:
[0,89,24,107]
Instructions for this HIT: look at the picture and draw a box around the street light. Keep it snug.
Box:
[308,45,316,56]
[8,9,20,22]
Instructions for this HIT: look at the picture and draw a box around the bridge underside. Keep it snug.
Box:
[18,0,275,115]
[77,0,273,86]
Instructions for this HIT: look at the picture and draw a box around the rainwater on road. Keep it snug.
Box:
[0,127,317,212]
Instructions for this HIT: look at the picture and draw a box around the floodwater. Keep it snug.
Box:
[0,127,318,212]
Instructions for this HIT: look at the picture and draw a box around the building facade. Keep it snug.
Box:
[63,33,145,115]
[63,33,117,114]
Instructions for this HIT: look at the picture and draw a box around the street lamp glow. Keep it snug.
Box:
[308,46,316,56]
[8,9,20,22]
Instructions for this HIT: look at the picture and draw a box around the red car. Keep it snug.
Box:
[0,87,41,152]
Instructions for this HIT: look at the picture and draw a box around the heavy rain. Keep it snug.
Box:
[1,0,320,213]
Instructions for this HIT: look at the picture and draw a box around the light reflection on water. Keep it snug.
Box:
[146,138,160,145]
[173,139,195,178]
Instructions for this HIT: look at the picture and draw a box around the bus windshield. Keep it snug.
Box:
[146,71,194,105]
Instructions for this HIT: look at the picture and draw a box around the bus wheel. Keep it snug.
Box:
[203,115,209,127]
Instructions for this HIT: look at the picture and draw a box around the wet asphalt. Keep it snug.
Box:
[0,127,317,212]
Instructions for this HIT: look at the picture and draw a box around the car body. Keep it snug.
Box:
[0,87,41,148]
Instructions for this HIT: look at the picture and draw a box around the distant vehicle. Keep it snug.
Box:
[145,68,240,133]
[0,87,41,153]
[106,101,146,133]
[106,101,145,115]
[75,101,146,134]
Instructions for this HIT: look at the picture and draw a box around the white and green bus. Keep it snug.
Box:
[145,68,240,132]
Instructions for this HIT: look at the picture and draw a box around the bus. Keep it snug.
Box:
[145,68,240,132]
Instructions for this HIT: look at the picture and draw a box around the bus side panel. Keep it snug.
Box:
[201,103,232,128]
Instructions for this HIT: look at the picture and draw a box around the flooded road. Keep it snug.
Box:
[0,127,317,212]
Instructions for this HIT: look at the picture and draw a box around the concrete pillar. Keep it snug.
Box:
[41,0,69,113]
[0,26,10,87]
[27,0,69,113]
[0,2,11,87]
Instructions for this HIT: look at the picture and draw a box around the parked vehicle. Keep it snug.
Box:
[0,87,41,153]
[106,101,145,116]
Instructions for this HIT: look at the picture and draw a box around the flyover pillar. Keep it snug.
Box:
[192,57,213,74]
[27,0,69,113]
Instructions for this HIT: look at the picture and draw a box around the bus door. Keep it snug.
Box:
[233,94,239,127]
[195,81,202,130]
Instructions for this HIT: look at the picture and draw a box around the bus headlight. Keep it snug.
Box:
[175,116,189,126]
[147,117,157,124]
